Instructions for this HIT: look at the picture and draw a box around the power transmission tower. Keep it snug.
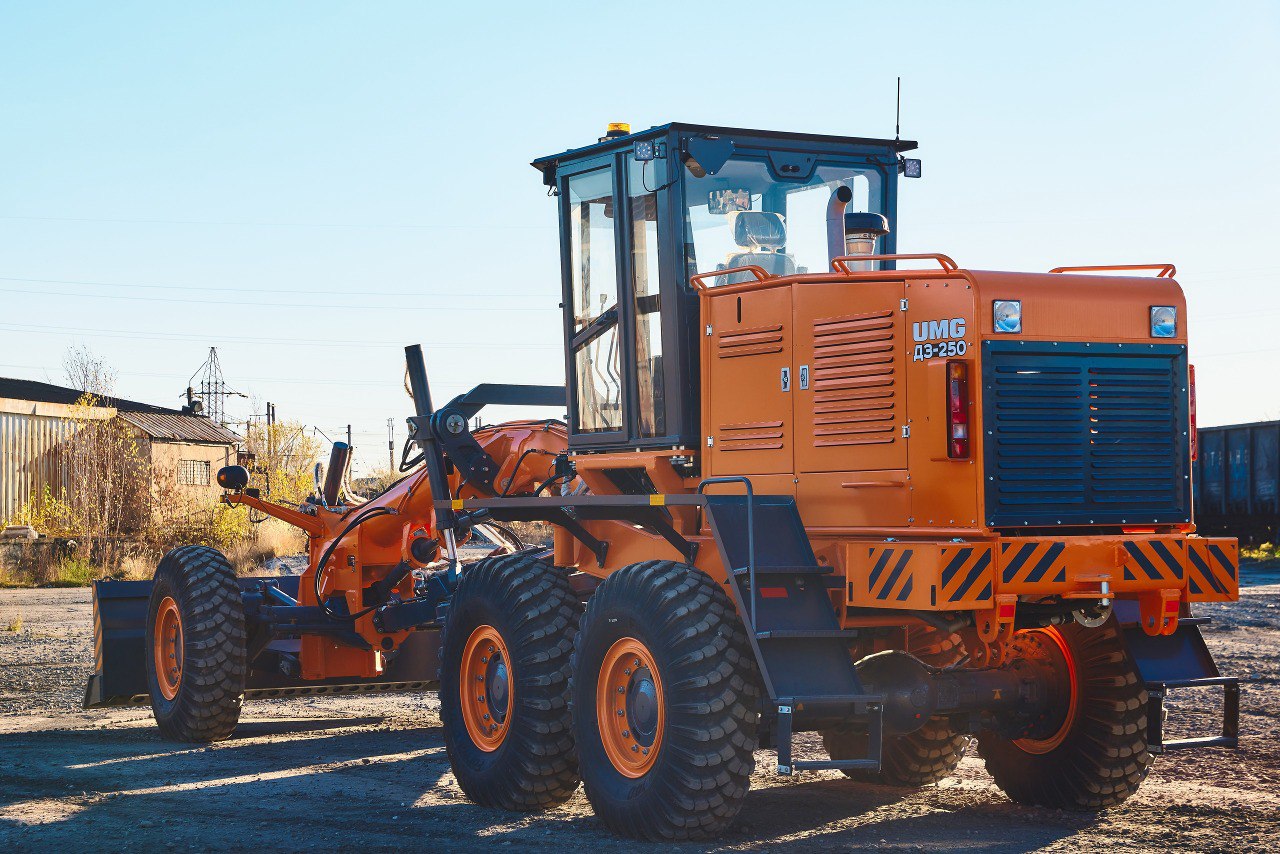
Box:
[186,347,245,427]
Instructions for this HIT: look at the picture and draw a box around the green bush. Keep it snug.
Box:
[1243,542,1278,561]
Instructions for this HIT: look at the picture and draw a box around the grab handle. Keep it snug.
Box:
[1049,263,1177,278]
[831,253,959,274]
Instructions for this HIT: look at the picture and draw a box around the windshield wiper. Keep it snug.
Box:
[570,306,618,351]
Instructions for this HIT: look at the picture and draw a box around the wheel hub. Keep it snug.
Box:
[486,655,510,725]
[597,637,664,778]
[1012,627,1078,753]
[625,667,659,747]
[153,596,184,701]
[459,624,513,751]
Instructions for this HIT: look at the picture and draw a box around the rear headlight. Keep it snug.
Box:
[993,300,1022,333]
[947,361,970,459]
[1151,305,1177,338]
[1189,364,1198,461]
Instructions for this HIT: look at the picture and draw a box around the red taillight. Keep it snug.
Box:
[1189,364,1198,461]
[947,360,969,459]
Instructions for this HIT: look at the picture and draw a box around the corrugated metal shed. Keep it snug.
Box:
[0,398,111,521]
[118,411,241,445]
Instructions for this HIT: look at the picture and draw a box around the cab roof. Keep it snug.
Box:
[530,122,918,176]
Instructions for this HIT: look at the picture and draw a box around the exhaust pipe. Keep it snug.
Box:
[827,185,891,272]
[826,185,854,266]
[322,442,351,505]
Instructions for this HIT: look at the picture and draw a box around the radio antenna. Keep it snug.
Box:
[895,76,902,143]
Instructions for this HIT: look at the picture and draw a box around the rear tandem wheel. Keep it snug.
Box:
[978,619,1153,809]
[570,561,760,841]
[439,552,582,810]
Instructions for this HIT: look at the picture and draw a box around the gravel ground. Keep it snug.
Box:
[0,576,1277,852]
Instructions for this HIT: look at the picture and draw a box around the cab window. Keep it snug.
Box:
[567,168,622,433]
[684,159,882,281]
[628,157,665,437]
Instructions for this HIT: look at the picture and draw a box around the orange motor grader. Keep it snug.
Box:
[86,122,1241,841]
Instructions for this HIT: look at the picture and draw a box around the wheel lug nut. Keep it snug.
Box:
[617,710,625,717]
[623,668,631,675]
[483,714,490,721]
[617,686,625,694]
[631,745,639,752]
[642,748,648,755]
[478,696,486,703]
[622,730,630,738]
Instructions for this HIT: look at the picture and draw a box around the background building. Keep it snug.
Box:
[0,377,240,524]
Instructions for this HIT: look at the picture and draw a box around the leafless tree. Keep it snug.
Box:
[62,344,117,396]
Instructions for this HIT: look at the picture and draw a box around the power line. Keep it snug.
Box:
[0,285,558,312]
[0,212,556,231]
[0,274,546,300]
[0,321,559,350]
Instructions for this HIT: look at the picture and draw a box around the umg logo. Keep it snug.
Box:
[911,317,968,361]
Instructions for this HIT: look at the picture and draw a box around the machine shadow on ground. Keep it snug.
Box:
[0,714,1099,852]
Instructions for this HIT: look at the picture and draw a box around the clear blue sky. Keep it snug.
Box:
[2,1,1277,475]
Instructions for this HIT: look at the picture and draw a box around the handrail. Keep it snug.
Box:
[698,476,756,629]
[831,253,959,274]
[689,265,771,291]
[1049,263,1177,278]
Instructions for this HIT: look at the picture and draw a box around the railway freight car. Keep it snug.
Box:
[1196,420,1280,544]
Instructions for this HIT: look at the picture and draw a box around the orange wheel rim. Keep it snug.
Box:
[1014,627,1078,754]
[459,625,513,752]
[153,596,184,701]
[597,637,664,778]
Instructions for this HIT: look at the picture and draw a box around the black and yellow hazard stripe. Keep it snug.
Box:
[1187,541,1235,597]
[867,548,916,603]
[1120,539,1184,584]
[940,547,993,603]
[999,541,1067,586]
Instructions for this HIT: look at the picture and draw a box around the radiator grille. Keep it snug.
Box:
[982,342,1190,527]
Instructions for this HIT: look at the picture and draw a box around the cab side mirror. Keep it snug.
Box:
[216,465,250,491]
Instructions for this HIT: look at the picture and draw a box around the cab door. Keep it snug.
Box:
[793,280,908,474]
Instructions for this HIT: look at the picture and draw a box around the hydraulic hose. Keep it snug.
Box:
[313,506,398,620]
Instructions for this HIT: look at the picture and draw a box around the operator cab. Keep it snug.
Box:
[532,123,917,454]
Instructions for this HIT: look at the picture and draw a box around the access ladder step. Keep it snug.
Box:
[731,565,834,577]
[778,693,884,712]
[757,629,862,641]
[775,695,883,776]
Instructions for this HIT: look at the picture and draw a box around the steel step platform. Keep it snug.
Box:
[699,480,884,778]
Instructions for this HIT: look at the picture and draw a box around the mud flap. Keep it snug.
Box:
[1113,600,1240,754]
[84,577,444,709]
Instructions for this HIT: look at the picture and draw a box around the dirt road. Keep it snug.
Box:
[1,584,1277,852]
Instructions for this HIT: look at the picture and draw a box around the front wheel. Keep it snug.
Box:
[571,561,760,841]
[145,546,247,742]
[439,552,581,810]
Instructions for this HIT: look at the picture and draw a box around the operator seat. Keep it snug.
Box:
[722,211,796,283]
